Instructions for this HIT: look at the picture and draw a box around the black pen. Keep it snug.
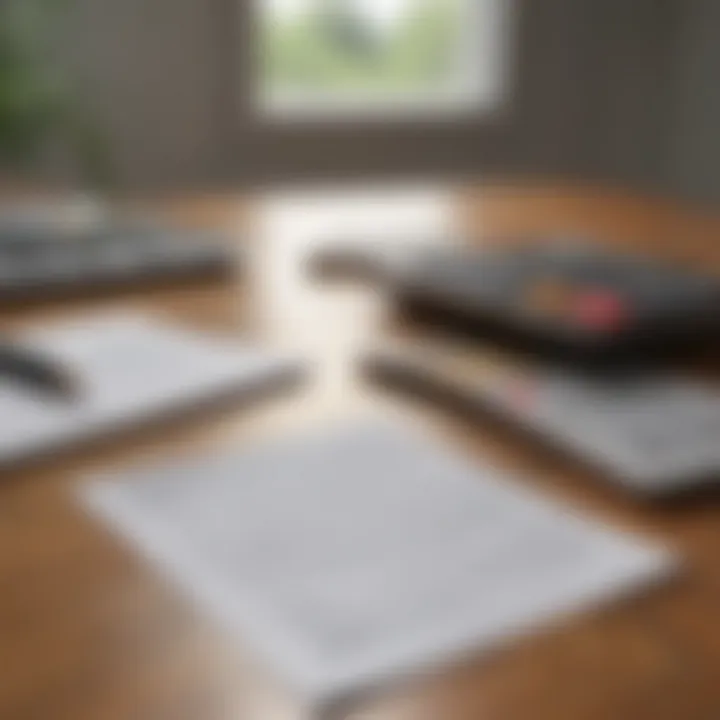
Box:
[0,343,78,400]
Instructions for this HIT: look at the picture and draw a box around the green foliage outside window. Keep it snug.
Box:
[262,0,464,97]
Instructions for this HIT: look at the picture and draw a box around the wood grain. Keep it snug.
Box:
[1,183,720,720]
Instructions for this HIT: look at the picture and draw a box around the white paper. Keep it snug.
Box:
[0,314,300,464]
[82,418,674,708]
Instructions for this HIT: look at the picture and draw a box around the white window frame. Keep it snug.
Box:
[254,0,514,123]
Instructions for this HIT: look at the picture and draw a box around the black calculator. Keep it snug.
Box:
[395,243,720,366]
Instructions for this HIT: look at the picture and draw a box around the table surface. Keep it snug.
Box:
[2,183,720,720]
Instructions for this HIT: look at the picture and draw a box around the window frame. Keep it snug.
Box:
[252,0,514,124]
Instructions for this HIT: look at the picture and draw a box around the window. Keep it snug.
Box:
[257,0,511,120]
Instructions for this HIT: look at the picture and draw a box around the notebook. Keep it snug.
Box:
[0,221,234,301]
[0,314,303,466]
[81,418,674,712]
[365,338,720,495]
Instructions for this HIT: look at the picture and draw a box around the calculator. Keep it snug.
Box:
[394,242,720,366]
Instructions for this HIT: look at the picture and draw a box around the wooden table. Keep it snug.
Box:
[1,183,720,720]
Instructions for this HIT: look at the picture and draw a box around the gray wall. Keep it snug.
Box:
[666,0,720,205]
[60,0,610,189]
[65,0,227,189]
[580,0,680,191]
[61,0,719,204]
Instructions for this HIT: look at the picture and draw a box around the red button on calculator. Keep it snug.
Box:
[573,290,629,332]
